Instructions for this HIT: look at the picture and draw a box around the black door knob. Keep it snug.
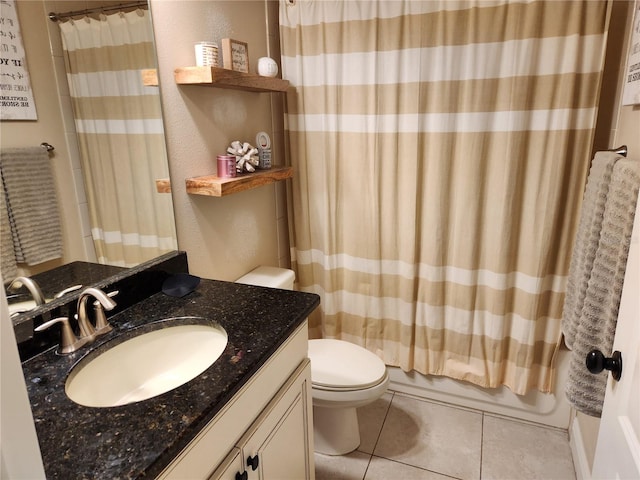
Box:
[235,471,248,480]
[586,350,622,381]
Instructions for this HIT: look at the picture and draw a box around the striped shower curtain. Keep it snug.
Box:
[59,10,176,267]
[280,0,610,394]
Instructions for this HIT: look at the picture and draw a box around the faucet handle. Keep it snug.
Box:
[35,317,88,354]
[92,290,119,306]
[93,290,118,334]
[54,284,83,299]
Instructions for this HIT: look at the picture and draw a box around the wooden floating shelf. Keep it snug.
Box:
[187,167,293,197]
[156,167,293,197]
[142,69,158,86]
[174,66,290,92]
[155,178,171,193]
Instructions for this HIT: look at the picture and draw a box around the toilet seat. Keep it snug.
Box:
[308,339,387,390]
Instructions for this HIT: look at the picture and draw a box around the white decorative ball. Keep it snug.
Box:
[257,57,278,77]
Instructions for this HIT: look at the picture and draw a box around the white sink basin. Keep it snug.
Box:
[66,322,228,408]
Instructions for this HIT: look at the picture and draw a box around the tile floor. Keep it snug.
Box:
[314,391,576,480]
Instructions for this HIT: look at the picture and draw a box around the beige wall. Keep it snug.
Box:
[0,0,95,277]
[574,0,640,473]
[149,0,288,281]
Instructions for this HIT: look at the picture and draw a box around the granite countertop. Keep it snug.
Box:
[22,278,319,479]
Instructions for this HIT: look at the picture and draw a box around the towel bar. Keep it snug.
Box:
[607,145,627,157]
[40,142,54,152]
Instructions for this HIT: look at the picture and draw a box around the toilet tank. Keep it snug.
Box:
[236,266,295,290]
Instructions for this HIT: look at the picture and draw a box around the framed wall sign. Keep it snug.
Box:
[0,0,37,120]
[222,38,249,73]
[622,0,640,105]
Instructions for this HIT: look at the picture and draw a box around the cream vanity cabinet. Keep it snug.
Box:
[157,321,315,480]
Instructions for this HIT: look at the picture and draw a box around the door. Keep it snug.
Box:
[592,199,640,479]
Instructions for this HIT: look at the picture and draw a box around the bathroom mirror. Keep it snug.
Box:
[2,0,177,317]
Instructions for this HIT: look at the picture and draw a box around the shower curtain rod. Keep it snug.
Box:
[48,1,147,22]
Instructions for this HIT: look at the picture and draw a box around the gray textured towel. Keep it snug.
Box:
[562,151,620,349]
[0,177,18,280]
[565,158,640,417]
[0,147,63,267]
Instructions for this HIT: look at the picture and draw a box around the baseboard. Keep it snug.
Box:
[570,416,592,480]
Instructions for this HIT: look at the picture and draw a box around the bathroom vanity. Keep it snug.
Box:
[19,264,319,479]
[161,322,312,480]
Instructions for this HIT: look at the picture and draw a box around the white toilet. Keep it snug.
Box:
[236,266,390,455]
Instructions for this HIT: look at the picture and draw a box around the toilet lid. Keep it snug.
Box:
[308,339,387,389]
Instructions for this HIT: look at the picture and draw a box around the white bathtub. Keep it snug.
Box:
[387,348,572,429]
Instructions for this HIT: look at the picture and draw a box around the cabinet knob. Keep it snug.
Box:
[235,471,248,480]
[247,454,259,471]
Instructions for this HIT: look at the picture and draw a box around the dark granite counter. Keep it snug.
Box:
[22,278,319,479]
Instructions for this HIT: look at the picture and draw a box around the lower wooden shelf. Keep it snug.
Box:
[155,178,171,193]
[142,69,158,86]
[155,167,293,197]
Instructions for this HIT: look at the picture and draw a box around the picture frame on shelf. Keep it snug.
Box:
[221,38,249,73]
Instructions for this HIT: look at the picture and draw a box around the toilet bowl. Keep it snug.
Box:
[236,266,390,456]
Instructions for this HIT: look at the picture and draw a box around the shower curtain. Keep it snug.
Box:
[59,9,177,267]
[280,0,610,394]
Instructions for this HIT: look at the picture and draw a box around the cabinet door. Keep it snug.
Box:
[209,447,244,480]
[241,360,314,480]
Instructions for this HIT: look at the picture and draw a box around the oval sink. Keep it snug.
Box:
[65,321,228,408]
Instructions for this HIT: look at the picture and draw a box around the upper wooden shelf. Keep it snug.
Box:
[174,66,290,93]
[156,167,293,197]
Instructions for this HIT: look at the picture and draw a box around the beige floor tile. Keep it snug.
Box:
[315,450,371,480]
[374,395,482,480]
[365,456,454,480]
[481,415,575,480]
[357,392,394,454]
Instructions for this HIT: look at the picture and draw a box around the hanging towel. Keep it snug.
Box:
[0,147,63,267]
[565,158,640,417]
[0,177,18,280]
[561,151,620,349]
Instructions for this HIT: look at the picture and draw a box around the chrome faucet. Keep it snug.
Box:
[32,286,117,354]
[76,287,117,343]
[35,316,88,354]
[7,276,46,306]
